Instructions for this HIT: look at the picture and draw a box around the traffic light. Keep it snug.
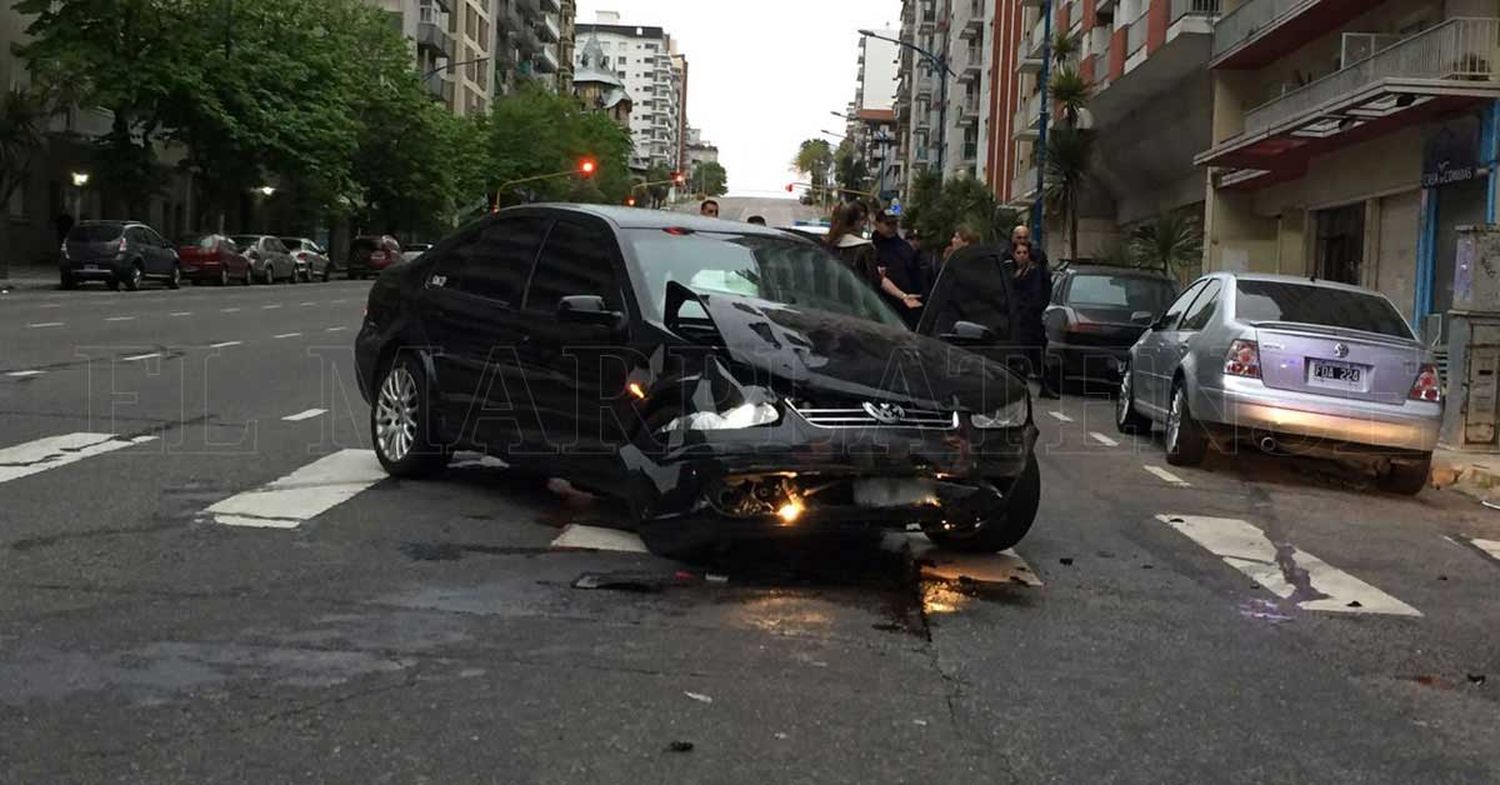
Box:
[626,196,636,206]
[579,159,597,176]
[785,183,795,193]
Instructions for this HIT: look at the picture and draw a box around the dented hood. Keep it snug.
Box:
[686,292,1028,412]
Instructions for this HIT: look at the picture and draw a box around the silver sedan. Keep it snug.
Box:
[1115,272,1442,494]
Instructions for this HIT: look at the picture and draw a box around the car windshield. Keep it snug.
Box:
[624,229,904,327]
[230,235,261,248]
[279,238,303,249]
[1068,274,1175,312]
[69,224,123,242]
[1235,280,1413,339]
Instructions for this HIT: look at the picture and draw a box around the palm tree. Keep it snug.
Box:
[792,138,834,205]
[1049,66,1093,129]
[1050,32,1080,67]
[1044,127,1093,263]
[1131,212,1204,285]
[0,86,50,279]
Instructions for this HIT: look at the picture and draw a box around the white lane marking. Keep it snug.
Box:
[1089,432,1119,447]
[300,301,318,306]
[6,370,43,378]
[120,352,162,362]
[1470,538,1500,562]
[221,307,241,313]
[281,408,327,422]
[104,316,135,322]
[273,332,302,339]
[38,303,62,308]
[262,304,282,310]
[893,533,1043,587]
[169,311,192,317]
[0,433,158,485]
[1157,514,1421,617]
[329,299,348,304]
[209,340,243,349]
[27,322,64,328]
[550,524,649,553]
[1048,411,1074,423]
[1144,465,1190,487]
[325,326,348,333]
[204,449,386,529]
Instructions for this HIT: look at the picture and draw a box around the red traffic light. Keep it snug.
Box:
[786,183,795,193]
[579,159,597,176]
[626,196,636,206]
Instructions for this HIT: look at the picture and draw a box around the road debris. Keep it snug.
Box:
[666,741,694,753]
[684,691,713,704]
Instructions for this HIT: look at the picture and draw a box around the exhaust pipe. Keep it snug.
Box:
[1257,434,1278,454]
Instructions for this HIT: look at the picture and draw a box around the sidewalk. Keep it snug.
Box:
[1432,449,1500,502]
[0,264,60,293]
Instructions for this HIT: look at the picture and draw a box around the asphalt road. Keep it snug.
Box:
[2,276,1499,784]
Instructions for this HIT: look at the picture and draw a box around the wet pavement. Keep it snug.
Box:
[2,280,1499,783]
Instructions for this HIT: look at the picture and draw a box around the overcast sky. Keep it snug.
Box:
[576,0,901,198]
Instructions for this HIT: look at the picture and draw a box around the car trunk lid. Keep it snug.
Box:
[1254,322,1423,404]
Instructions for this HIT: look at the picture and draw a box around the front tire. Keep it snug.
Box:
[1115,366,1151,434]
[925,455,1041,553]
[166,265,181,289]
[371,353,449,478]
[122,264,143,292]
[1380,453,1432,495]
[1164,383,1208,467]
[218,267,229,286]
[260,264,275,285]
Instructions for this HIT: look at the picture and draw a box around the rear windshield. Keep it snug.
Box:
[1234,280,1413,339]
[68,224,123,242]
[181,235,218,249]
[230,235,261,249]
[351,237,380,252]
[279,238,303,250]
[1068,274,1175,312]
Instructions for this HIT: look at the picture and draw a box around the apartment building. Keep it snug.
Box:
[493,0,567,97]
[558,0,578,93]
[1199,0,1500,329]
[1000,0,1221,260]
[575,13,689,172]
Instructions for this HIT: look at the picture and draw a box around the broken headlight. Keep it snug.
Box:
[658,401,780,432]
[970,398,1029,429]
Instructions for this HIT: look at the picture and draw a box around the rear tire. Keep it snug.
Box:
[218,267,229,286]
[123,264,143,292]
[1380,453,1432,496]
[166,265,181,290]
[370,353,450,478]
[1164,383,1208,467]
[1115,365,1151,434]
[925,455,1041,553]
[261,264,275,285]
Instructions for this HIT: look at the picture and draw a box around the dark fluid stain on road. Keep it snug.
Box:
[398,542,551,561]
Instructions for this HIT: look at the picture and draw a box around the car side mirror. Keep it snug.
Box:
[1150,314,1172,331]
[1131,310,1156,325]
[558,295,625,331]
[940,320,995,345]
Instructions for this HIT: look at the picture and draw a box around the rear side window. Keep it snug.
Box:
[1179,279,1222,331]
[124,227,149,243]
[1068,274,1176,312]
[526,219,623,315]
[1156,279,1207,331]
[1234,280,1412,339]
[69,224,122,242]
[445,216,548,305]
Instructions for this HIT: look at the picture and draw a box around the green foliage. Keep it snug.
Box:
[693,161,728,197]
[1049,66,1093,128]
[793,138,834,202]
[642,163,672,208]
[904,171,1019,248]
[1130,212,1203,284]
[834,140,869,197]
[0,87,51,208]
[1045,127,1094,262]
[489,83,634,208]
[1050,31,1080,66]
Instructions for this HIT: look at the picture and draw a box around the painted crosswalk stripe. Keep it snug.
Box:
[281,408,327,422]
[1048,411,1074,423]
[104,316,135,322]
[121,352,161,362]
[210,340,243,349]
[6,370,43,378]
[27,322,64,328]
[203,449,386,529]
[550,524,649,553]
[1157,514,1420,616]
[1144,465,1190,486]
[273,332,302,339]
[0,433,158,486]
[1089,432,1119,447]
[1471,538,1500,562]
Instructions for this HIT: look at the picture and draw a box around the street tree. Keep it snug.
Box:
[693,161,728,197]
[643,164,672,208]
[1130,212,1203,285]
[0,86,54,278]
[905,170,1017,249]
[792,138,834,204]
[834,140,869,198]
[1044,126,1094,264]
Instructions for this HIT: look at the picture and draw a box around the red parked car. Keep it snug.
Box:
[177,234,252,285]
[346,235,402,280]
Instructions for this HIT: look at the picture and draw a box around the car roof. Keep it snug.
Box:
[507,203,788,236]
[74,220,136,228]
[1063,264,1172,279]
[1211,271,1381,295]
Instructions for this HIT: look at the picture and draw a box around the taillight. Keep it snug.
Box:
[1065,314,1108,334]
[1224,339,1260,378]
[1409,364,1441,403]
[116,237,128,253]
[371,251,387,262]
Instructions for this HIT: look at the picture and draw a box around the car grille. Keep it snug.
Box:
[789,403,959,430]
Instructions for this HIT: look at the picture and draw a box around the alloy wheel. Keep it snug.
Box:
[1116,373,1132,426]
[375,366,418,463]
[1166,389,1183,452]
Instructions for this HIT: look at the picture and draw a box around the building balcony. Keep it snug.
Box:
[1028,16,1048,57]
[537,14,560,43]
[1211,0,1372,70]
[960,52,984,81]
[1013,91,1043,140]
[417,21,452,57]
[1010,163,1039,206]
[1021,0,1042,6]
[515,0,540,14]
[956,97,981,126]
[959,15,984,41]
[1089,0,1218,128]
[423,76,455,105]
[1197,18,1500,187]
[532,45,559,74]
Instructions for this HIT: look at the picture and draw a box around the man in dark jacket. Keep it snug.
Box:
[872,211,926,326]
[1008,240,1057,397]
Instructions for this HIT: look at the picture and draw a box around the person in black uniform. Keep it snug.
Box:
[1008,239,1056,398]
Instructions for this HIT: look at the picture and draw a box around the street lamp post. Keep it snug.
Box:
[859,29,957,179]
[70,172,89,219]
[1034,0,1053,248]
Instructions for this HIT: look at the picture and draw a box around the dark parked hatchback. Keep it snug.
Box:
[60,221,181,290]
[355,205,1041,556]
[1042,265,1176,390]
[346,235,401,279]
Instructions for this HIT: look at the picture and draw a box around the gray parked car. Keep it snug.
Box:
[280,237,333,282]
[230,235,298,284]
[1115,273,1442,494]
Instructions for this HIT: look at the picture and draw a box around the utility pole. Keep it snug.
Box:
[1034,0,1053,248]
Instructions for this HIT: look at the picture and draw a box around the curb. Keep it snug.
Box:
[1432,451,1500,501]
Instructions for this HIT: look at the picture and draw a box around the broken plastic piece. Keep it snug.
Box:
[684,691,713,704]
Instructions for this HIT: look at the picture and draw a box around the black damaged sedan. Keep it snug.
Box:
[355,205,1040,554]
